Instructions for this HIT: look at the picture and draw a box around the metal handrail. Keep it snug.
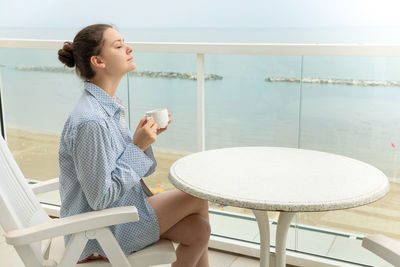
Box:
[1,38,400,56]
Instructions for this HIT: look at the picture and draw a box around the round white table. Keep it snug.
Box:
[168,147,390,267]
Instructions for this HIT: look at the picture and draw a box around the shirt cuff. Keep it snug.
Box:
[119,143,154,178]
[143,146,157,177]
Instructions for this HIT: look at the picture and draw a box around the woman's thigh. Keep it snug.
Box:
[146,189,208,236]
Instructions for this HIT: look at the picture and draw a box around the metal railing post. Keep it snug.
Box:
[197,54,205,152]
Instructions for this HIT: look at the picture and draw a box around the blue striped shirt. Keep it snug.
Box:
[59,82,160,261]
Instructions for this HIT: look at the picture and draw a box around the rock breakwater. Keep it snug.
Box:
[127,70,222,80]
[15,65,222,81]
[265,77,400,87]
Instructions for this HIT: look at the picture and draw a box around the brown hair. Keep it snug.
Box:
[58,24,113,80]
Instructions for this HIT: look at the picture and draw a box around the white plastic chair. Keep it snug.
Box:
[0,136,176,267]
[362,234,400,266]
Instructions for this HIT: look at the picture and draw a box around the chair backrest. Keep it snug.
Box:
[0,136,51,266]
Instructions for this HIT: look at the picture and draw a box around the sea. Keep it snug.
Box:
[1,26,400,177]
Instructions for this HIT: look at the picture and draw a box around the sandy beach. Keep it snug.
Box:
[6,127,400,239]
[6,127,183,192]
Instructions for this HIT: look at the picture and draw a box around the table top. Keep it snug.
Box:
[168,147,390,212]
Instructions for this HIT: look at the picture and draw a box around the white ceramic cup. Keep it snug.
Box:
[146,108,169,129]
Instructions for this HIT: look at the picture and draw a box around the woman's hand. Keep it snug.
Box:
[132,117,158,151]
[156,113,172,135]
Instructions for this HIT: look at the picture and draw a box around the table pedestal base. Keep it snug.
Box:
[276,212,296,267]
[253,210,297,267]
[253,210,270,267]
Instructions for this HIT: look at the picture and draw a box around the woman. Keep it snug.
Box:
[58,24,210,267]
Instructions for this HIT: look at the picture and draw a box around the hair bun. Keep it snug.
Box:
[58,41,75,67]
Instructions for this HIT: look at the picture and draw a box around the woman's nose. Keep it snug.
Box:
[127,45,133,54]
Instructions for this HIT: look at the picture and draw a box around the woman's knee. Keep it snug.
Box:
[186,214,211,245]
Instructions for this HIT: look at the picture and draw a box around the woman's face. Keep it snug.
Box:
[98,28,136,76]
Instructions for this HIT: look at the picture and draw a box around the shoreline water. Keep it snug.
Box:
[2,42,400,183]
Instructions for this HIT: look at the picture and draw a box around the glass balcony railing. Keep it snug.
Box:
[1,40,399,266]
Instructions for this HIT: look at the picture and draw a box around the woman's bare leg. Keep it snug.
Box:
[147,189,210,267]
[196,245,209,267]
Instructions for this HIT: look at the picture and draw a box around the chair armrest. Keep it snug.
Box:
[6,206,139,246]
[362,234,400,265]
[30,178,59,194]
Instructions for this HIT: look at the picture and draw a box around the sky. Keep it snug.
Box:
[1,0,400,29]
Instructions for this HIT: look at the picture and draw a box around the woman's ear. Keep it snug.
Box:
[90,55,106,69]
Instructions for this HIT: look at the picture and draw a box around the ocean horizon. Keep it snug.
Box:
[2,26,400,44]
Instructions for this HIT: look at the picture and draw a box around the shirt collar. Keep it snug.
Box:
[84,82,120,117]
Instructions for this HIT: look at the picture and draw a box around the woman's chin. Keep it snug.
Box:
[129,63,137,71]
